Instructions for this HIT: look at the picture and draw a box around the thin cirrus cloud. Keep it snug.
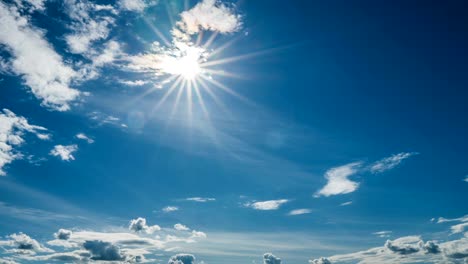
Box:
[369,152,417,174]
[50,145,78,161]
[162,206,179,213]
[75,133,94,144]
[185,197,216,202]
[288,209,312,216]
[245,199,289,210]
[0,2,80,111]
[0,109,49,176]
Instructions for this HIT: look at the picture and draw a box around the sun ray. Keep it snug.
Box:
[142,16,172,47]
[199,75,254,106]
[151,76,183,115]
[168,80,186,122]
[197,76,233,119]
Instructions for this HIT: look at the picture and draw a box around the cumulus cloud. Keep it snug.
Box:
[369,152,417,174]
[0,2,80,110]
[0,233,53,255]
[437,215,468,234]
[174,224,190,231]
[309,257,332,264]
[0,109,49,176]
[177,0,241,35]
[245,199,289,210]
[129,217,161,234]
[315,162,361,197]
[288,209,312,216]
[163,206,179,212]
[186,197,216,202]
[312,234,468,264]
[83,240,124,261]
[168,253,196,264]
[50,144,78,161]
[263,253,281,264]
[75,133,94,144]
[54,229,72,240]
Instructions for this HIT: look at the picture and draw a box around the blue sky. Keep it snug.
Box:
[0,0,467,263]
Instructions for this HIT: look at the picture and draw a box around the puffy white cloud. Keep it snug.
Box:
[0,258,19,264]
[288,209,312,216]
[245,199,289,210]
[0,109,49,176]
[129,217,161,234]
[163,206,179,212]
[174,224,190,231]
[0,233,53,255]
[315,162,361,197]
[384,236,421,255]
[75,133,94,144]
[369,152,417,174]
[263,253,281,264]
[14,0,47,12]
[190,230,207,239]
[186,197,216,202]
[309,257,332,264]
[168,253,196,264]
[177,0,241,35]
[0,2,80,110]
[50,144,78,161]
[54,229,72,240]
[83,240,124,261]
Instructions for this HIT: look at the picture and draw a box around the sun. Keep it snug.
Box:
[158,43,205,81]
[175,54,201,80]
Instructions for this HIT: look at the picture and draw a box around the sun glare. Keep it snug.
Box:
[159,44,205,80]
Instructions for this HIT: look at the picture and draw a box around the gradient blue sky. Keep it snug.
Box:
[0,0,467,263]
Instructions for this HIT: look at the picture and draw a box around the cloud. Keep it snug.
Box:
[82,240,124,261]
[309,257,332,264]
[0,109,49,176]
[129,217,161,234]
[50,144,78,161]
[174,224,190,231]
[373,231,392,238]
[464,175,468,183]
[0,258,19,264]
[54,229,72,240]
[245,199,289,210]
[186,197,216,202]
[13,0,46,12]
[315,162,361,197]
[119,80,148,86]
[340,201,352,206]
[176,0,241,35]
[0,2,80,111]
[263,253,281,264]
[312,234,468,264]
[369,152,417,174]
[163,206,179,212]
[168,253,196,264]
[0,233,53,255]
[75,133,94,144]
[436,215,468,234]
[288,209,312,216]
[118,0,157,12]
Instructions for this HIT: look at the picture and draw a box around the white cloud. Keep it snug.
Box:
[315,162,361,197]
[464,175,468,183]
[436,215,468,234]
[369,152,417,174]
[0,233,53,255]
[50,145,78,161]
[185,197,216,202]
[245,199,289,210]
[373,231,392,238]
[118,0,157,12]
[340,201,352,206]
[309,257,331,264]
[75,133,94,144]
[174,224,190,231]
[168,253,195,264]
[163,206,179,212]
[263,253,281,264]
[14,0,47,12]
[119,80,147,86]
[129,217,161,234]
[177,0,241,35]
[0,2,80,111]
[288,209,312,216]
[0,109,49,176]
[54,229,72,240]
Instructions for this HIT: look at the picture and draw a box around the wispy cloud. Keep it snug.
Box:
[0,2,80,110]
[50,145,78,161]
[185,197,216,202]
[174,223,190,231]
[369,152,417,174]
[340,201,353,206]
[245,199,289,210]
[118,0,157,12]
[162,206,179,213]
[436,214,468,234]
[315,162,361,197]
[75,133,94,144]
[373,231,392,238]
[288,209,312,216]
[0,109,49,176]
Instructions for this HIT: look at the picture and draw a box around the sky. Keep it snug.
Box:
[0,0,467,263]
